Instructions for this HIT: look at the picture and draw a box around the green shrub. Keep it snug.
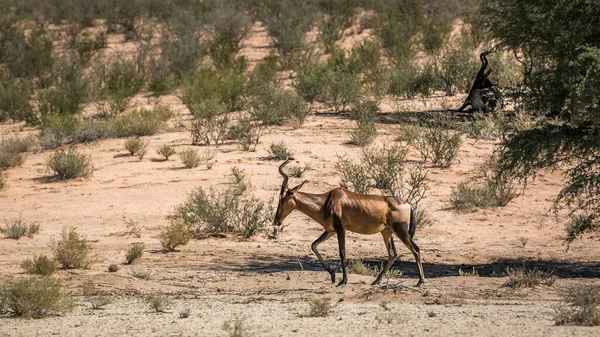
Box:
[124,138,148,160]
[361,143,408,192]
[156,145,176,161]
[293,58,328,104]
[73,31,106,62]
[554,285,600,326]
[188,98,230,146]
[37,57,89,117]
[228,116,262,152]
[72,119,115,143]
[318,0,356,53]
[422,16,453,56]
[39,114,80,149]
[252,89,308,127]
[260,0,316,59]
[388,61,438,100]
[52,227,89,269]
[288,163,310,178]
[113,106,173,137]
[160,10,205,79]
[335,155,371,194]
[159,220,193,252]
[179,149,201,169]
[407,117,462,168]
[125,243,145,264]
[372,1,422,63]
[468,113,506,140]
[0,136,35,170]
[349,100,379,146]
[1,27,54,79]
[205,1,250,69]
[95,57,144,115]
[267,141,293,160]
[147,57,174,97]
[437,39,479,96]
[0,76,35,123]
[46,147,93,180]
[21,255,57,276]
[0,170,4,190]
[0,219,40,239]
[0,277,73,318]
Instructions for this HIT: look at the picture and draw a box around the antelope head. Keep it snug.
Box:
[273,160,307,228]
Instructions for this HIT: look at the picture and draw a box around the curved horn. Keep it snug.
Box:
[278,160,291,196]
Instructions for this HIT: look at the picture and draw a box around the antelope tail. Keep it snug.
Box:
[409,206,417,239]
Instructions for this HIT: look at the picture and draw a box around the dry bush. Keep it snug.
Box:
[124,138,147,160]
[503,266,556,288]
[52,227,89,269]
[0,219,40,239]
[349,260,402,278]
[124,218,141,238]
[228,116,261,152]
[188,98,230,146]
[179,148,201,169]
[21,255,57,276]
[288,163,310,178]
[179,307,192,318]
[468,113,507,140]
[349,100,379,146]
[129,268,152,280]
[267,141,293,160]
[458,267,479,277]
[159,220,193,252]
[308,298,332,317]
[450,155,519,212]
[0,136,35,170]
[554,285,600,326]
[125,243,145,264]
[156,145,176,161]
[361,143,408,192]
[335,155,371,194]
[408,123,462,168]
[89,295,113,310]
[107,264,120,273]
[223,317,250,337]
[46,147,93,180]
[146,294,172,313]
[113,106,173,137]
[0,277,73,318]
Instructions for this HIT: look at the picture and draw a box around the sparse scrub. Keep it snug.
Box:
[156,145,176,161]
[361,144,408,192]
[436,39,478,96]
[0,170,4,190]
[349,100,379,146]
[159,220,193,252]
[388,61,437,100]
[72,119,115,143]
[46,147,93,180]
[1,27,54,79]
[267,142,293,160]
[407,117,462,168]
[37,57,89,117]
[251,88,308,127]
[0,277,73,318]
[288,164,309,178]
[228,116,262,152]
[146,294,172,313]
[468,113,506,140]
[107,264,120,273]
[125,243,145,264]
[0,76,35,123]
[21,255,57,276]
[0,219,40,239]
[94,57,143,115]
[179,307,192,318]
[458,267,479,277]
[223,317,250,337]
[52,227,89,269]
[450,155,519,212]
[503,266,556,288]
[113,106,173,137]
[38,114,80,149]
[89,295,113,310]
[0,136,35,170]
[308,298,332,317]
[335,155,371,194]
[554,285,600,326]
[188,98,230,146]
[179,149,201,169]
[124,138,148,160]
[129,268,152,280]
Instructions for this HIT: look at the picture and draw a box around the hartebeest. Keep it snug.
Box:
[458,51,502,112]
[273,160,425,287]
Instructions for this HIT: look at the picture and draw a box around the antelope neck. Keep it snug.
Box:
[292,191,327,224]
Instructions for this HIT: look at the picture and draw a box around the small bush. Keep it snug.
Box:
[72,119,115,143]
[52,227,89,269]
[228,116,261,151]
[2,27,54,79]
[223,317,250,337]
[267,142,293,160]
[156,145,176,161]
[188,98,230,146]
[458,267,479,277]
[554,285,600,326]
[0,219,40,239]
[129,268,152,280]
[124,138,148,159]
[407,118,462,168]
[89,296,113,310]
[159,220,193,252]
[0,76,35,123]
[46,147,93,180]
[39,114,80,149]
[349,100,379,146]
[146,294,172,313]
[335,155,371,194]
[436,39,478,96]
[0,170,4,190]
[252,89,309,127]
[468,113,506,140]
[0,277,73,318]
[21,255,57,276]
[308,298,332,317]
[37,57,89,117]
[95,58,144,115]
[125,243,145,264]
[179,307,192,318]
[388,61,438,100]
[107,264,120,272]
[179,149,201,169]
[503,266,556,288]
[362,143,408,192]
[260,1,316,59]
[288,164,309,178]
[0,136,35,170]
[113,106,173,137]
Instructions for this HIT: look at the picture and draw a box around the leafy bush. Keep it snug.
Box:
[159,220,193,252]
[436,39,478,96]
[113,106,173,137]
[260,0,316,59]
[407,117,462,168]
[52,227,89,269]
[39,114,80,149]
[371,0,423,63]
[124,138,148,160]
[251,89,308,127]
[228,116,262,152]
[37,57,89,117]
[0,76,35,123]
[0,136,34,170]
[1,27,54,79]
[72,119,115,143]
[362,143,408,192]
[0,277,73,318]
[0,219,40,239]
[179,149,201,169]
[156,145,176,161]
[125,243,145,264]
[172,171,273,238]
[335,155,371,194]
[293,59,328,104]
[160,10,205,79]
[46,147,93,180]
[205,1,250,69]
[503,266,556,288]
[468,113,506,140]
[288,163,309,178]
[188,98,230,146]
[388,61,438,100]
[21,255,57,276]
[267,141,293,160]
[94,57,144,115]
[554,285,600,326]
[349,100,379,146]
[318,0,356,53]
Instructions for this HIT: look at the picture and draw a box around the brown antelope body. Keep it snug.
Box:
[273,160,425,287]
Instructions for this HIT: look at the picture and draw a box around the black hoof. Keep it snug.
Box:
[336,279,347,287]
[416,280,424,287]
[329,271,336,284]
[371,279,381,286]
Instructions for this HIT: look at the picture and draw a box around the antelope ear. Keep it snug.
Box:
[290,180,308,193]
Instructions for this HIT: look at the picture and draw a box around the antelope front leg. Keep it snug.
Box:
[334,216,347,287]
[311,231,336,283]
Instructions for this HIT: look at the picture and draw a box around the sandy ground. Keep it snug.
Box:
[1,21,600,337]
